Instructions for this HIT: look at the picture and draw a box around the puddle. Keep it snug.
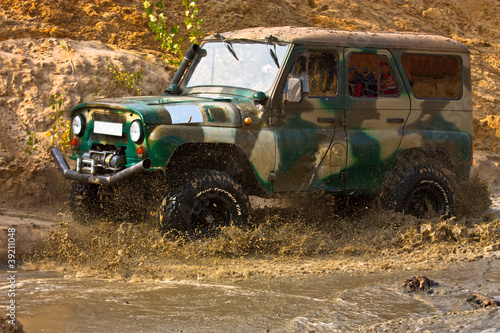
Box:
[2,259,499,332]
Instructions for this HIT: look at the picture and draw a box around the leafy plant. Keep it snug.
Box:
[143,0,204,66]
[183,0,204,44]
[24,130,39,156]
[143,0,182,65]
[25,94,70,156]
[60,121,71,151]
[46,93,70,151]
[106,57,143,94]
[91,85,102,100]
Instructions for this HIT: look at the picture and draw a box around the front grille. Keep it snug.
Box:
[91,132,129,144]
[90,144,126,155]
[93,112,127,123]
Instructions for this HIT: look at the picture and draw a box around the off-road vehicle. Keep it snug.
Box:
[52,27,473,237]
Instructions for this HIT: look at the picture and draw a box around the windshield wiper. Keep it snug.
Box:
[266,35,280,69]
[215,33,239,61]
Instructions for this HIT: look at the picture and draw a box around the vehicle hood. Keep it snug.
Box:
[71,95,251,127]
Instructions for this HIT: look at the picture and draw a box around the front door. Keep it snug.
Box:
[273,49,344,192]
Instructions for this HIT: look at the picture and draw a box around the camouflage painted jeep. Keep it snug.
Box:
[52,27,473,237]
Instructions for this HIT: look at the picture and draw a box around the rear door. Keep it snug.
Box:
[343,49,410,192]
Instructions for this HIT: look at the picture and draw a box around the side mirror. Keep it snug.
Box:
[284,78,303,103]
[253,91,267,105]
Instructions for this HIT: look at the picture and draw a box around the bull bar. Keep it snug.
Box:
[51,147,152,185]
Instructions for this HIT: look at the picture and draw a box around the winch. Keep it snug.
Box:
[76,150,126,174]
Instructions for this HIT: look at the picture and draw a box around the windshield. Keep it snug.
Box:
[185,41,289,92]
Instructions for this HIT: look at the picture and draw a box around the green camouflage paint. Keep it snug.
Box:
[63,27,472,202]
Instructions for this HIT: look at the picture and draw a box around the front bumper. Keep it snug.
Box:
[51,147,152,186]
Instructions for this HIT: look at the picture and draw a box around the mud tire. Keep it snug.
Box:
[382,165,455,218]
[69,182,102,224]
[158,170,251,238]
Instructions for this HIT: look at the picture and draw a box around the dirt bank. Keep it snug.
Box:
[0,38,170,212]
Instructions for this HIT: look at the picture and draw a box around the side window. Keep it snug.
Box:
[348,53,400,98]
[289,51,338,97]
[401,54,462,99]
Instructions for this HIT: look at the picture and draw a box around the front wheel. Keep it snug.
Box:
[382,165,455,218]
[69,182,102,224]
[158,170,251,238]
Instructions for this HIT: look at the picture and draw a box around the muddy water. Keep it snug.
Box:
[2,183,499,332]
[2,258,499,332]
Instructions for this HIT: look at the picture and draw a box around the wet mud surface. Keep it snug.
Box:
[1,258,499,332]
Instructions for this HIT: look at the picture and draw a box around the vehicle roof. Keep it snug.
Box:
[206,26,469,53]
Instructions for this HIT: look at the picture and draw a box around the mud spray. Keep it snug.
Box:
[18,174,499,283]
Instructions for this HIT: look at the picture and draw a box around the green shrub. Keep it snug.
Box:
[143,0,204,66]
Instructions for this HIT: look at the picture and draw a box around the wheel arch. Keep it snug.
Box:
[164,142,266,196]
[380,147,458,200]
[388,147,457,182]
[380,151,457,216]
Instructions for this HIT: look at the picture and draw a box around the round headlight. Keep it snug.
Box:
[72,114,85,137]
[130,120,143,143]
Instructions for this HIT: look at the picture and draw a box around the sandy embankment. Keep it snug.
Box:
[0,38,171,213]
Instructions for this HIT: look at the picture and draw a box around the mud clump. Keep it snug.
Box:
[403,275,438,292]
[467,293,500,308]
[0,314,25,333]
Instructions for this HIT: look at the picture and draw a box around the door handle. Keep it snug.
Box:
[317,117,336,123]
[387,118,404,123]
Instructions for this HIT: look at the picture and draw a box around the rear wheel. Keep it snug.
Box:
[381,165,455,218]
[69,182,102,224]
[158,170,251,238]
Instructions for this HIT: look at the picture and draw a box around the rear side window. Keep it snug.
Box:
[348,53,400,98]
[401,54,462,99]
